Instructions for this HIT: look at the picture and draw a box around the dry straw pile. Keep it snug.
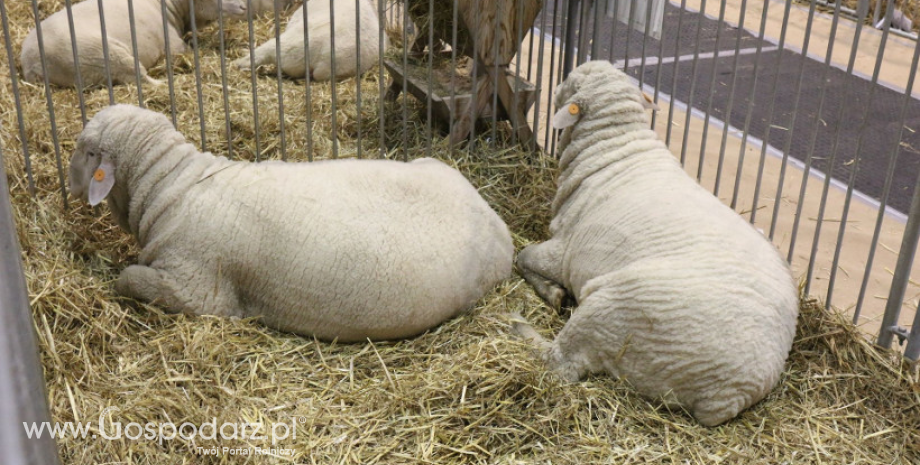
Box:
[2,1,919,464]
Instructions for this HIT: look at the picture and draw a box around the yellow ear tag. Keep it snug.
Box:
[93,168,106,182]
[568,103,580,115]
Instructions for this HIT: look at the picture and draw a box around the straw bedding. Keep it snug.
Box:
[2,1,919,464]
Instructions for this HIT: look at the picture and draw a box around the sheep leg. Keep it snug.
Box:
[509,312,586,383]
[517,241,568,311]
[115,265,188,313]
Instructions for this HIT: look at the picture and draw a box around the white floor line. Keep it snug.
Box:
[613,46,778,68]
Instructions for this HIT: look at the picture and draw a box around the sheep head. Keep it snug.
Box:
[552,60,658,131]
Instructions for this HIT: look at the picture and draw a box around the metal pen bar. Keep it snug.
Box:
[713,0,749,196]
[575,0,590,65]
[188,0,208,151]
[216,0,234,159]
[512,0,527,147]
[160,0,178,125]
[636,0,655,95]
[561,0,578,78]
[245,0,262,160]
[304,0,314,161]
[490,0,503,147]
[548,0,567,156]
[425,0,434,157]
[826,0,896,309]
[543,0,563,151]
[96,0,116,104]
[526,0,536,81]
[126,0,145,108]
[768,0,818,240]
[589,0,601,60]
[807,0,870,304]
[696,0,727,182]
[678,0,707,167]
[854,18,920,324]
[28,0,69,207]
[608,0,620,63]
[273,0,288,160]
[377,0,385,158]
[623,0,639,74]
[401,0,409,159]
[729,0,771,210]
[64,0,88,121]
[748,0,793,225]
[650,0,666,130]
[356,0,364,159]
[903,298,920,360]
[878,151,920,349]
[0,1,35,195]
[530,0,549,151]
[330,0,339,158]
[795,0,844,289]
[468,0,483,152]
[0,144,63,465]
[665,0,687,148]
[448,0,459,156]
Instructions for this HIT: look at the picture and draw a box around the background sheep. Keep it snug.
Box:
[68,104,513,342]
[20,0,246,87]
[234,0,387,80]
[246,0,298,16]
[512,61,799,427]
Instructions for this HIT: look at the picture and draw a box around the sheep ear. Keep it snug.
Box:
[88,159,115,207]
[553,103,581,129]
[641,91,660,111]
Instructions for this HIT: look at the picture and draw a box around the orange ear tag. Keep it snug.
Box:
[568,103,580,115]
[93,168,106,182]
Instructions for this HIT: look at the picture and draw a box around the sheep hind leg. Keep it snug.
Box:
[115,265,190,314]
[517,241,568,311]
[509,312,586,382]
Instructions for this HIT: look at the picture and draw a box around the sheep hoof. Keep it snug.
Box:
[233,57,252,70]
[145,76,165,87]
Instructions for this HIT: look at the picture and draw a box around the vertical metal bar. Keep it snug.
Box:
[713,0,749,196]
[825,0,896,308]
[695,0,727,182]
[216,0,234,159]
[0,0,35,195]
[878,164,920,349]
[304,0,314,161]
[650,0,666,130]
[161,0,178,125]
[530,0,548,148]
[871,0,882,25]
[0,143,63,465]
[270,0,287,160]
[377,0,385,158]
[543,0,563,151]
[244,0,262,160]
[511,0,527,147]
[63,0,88,122]
[729,0,772,210]
[677,0,707,167]
[608,0,620,63]
[904,299,920,360]
[768,0,818,240]
[424,0,434,158]
[188,0,208,151]
[126,0,145,108]
[665,0,687,148]
[96,0,116,104]
[526,2,537,82]
[589,0,601,60]
[636,0,655,92]
[401,0,409,159]
[28,0,69,207]
[575,0,590,65]
[854,24,920,323]
[448,0,460,156]
[562,0,579,78]
[490,0,503,147]
[548,0,567,156]
[790,0,843,278]
[356,0,364,159]
[623,0,638,73]
[748,0,793,225]
[468,0,483,152]
[330,0,339,158]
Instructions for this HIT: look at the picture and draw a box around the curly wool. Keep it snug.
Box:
[69,105,514,342]
[515,61,798,426]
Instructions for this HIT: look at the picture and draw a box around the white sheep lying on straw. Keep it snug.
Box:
[234,0,387,80]
[512,61,798,426]
[20,0,246,87]
[69,105,513,342]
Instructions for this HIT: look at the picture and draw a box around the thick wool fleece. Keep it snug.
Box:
[233,0,387,80]
[20,0,245,87]
[514,61,798,426]
[69,105,513,342]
